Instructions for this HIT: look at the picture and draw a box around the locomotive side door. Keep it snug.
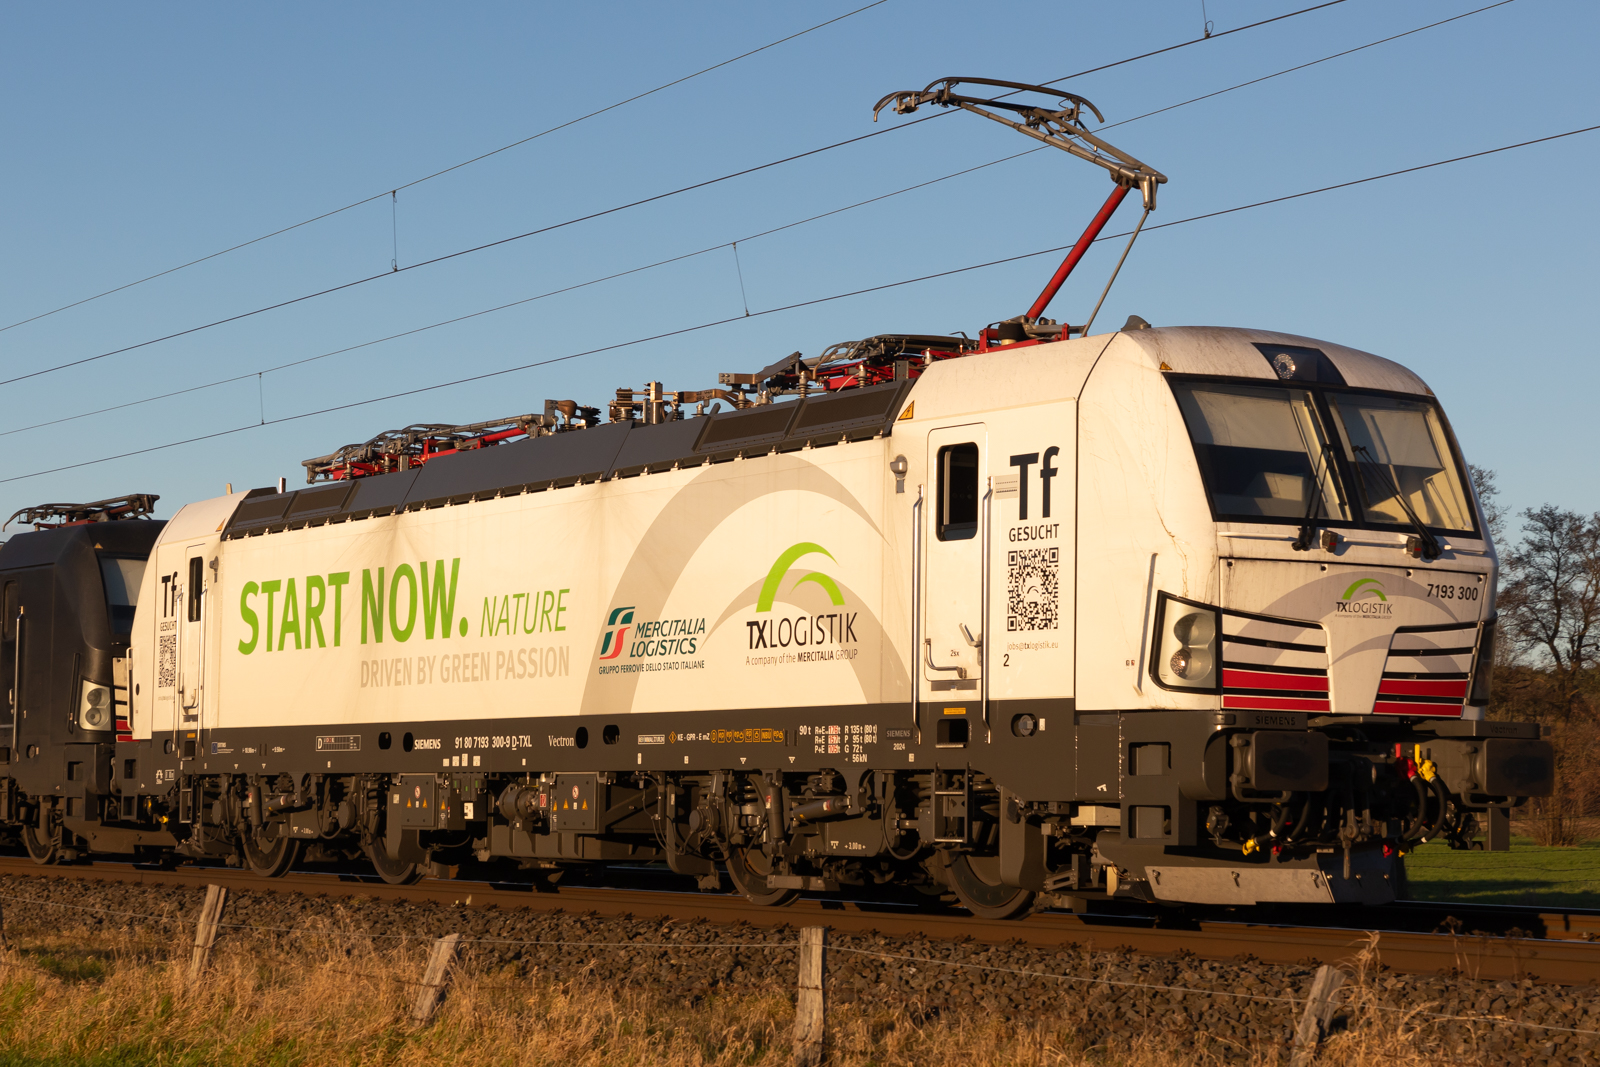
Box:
[1,580,17,762]
[177,547,208,729]
[923,424,987,696]
[2,566,63,797]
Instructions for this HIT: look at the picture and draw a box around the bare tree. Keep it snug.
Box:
[1494,505,1600,843]
[1469,464,1506,546]
[1498,505,1600,720]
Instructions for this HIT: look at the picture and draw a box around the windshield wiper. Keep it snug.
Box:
[1292,443,1338,552]
[1350,445,1442,561]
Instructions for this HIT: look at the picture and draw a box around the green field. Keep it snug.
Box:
[1401,836,1600,908]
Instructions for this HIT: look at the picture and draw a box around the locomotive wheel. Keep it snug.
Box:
[944,853,1035,920]
[364,836,425,886]
[21,822,58,866]
[241,827,302,878]
[724,846,799,907]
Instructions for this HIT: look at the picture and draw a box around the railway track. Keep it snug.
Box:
[3,856,1597,985]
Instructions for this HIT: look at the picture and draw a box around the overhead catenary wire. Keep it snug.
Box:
[4,119,1594,488]
[0,0,893,337]
[0,145,1045,440]
[0,0,1537,442]
[0,118,949,389]
[1032,0,1351,88]
[1123,123,1600,236]
[1096,0,1520,133]
[0,0,1356,391]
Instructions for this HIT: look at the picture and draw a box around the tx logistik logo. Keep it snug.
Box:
[1335,577,1393,617]
[747,542,857,650]
[598,606,634,660]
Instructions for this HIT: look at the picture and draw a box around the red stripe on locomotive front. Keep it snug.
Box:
[1377,677,1470,699]
[1222,669,1329,693]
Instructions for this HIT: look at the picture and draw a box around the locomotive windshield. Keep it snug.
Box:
[99,556,146,635]
[1172,379,1477,538]
[1325,392,1474,533]
[1173,383,1349,522]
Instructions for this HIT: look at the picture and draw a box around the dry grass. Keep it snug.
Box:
[0,924,1572,1067]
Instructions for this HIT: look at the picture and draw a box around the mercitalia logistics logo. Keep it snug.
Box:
[598,606,634,660]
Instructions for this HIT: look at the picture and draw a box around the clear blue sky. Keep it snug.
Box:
[1,1,1594,541]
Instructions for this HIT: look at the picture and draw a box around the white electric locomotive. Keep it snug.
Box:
[0,80,1551,916]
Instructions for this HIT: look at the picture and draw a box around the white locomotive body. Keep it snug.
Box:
[60,323,1538,909]
[0,79,1552,911]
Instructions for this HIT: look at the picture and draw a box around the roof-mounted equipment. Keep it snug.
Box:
[608,335,976,426]
[873,78,1168,341]
[609,382,751,425]
[300,401,599,483]
[717,335,978,399]
[4,493,160,531]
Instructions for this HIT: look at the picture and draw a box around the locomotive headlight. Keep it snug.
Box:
[79,681,112,731]
[1152,594,1221,691]
[1170,646,1211,679]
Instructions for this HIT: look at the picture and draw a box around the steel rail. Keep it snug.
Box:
[2,857,1596,985]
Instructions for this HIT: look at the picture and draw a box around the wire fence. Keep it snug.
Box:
[1402,860,1600,873]
[0,887,1596,1043]
[832,946,1600,1038]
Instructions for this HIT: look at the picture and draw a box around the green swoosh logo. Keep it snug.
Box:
[792,571,845,606]
[757,542,840,612]
[1342,578,1387,602]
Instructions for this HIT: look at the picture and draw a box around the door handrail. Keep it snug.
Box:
[924,638,966,678]
[911,486,923,738]
[10,607,21,758]
[980,480,992,740]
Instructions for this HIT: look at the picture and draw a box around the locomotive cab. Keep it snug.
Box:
[0,504,164,861]
[1059,326,1552,904]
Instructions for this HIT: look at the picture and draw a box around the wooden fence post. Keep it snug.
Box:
[188,884,228,981]
[411,933,463,1026]
[793,925,827,1067]
[1289,964,1347,1067]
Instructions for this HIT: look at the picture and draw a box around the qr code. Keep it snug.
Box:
[157,635,176,688]
[1007,547,1059,631]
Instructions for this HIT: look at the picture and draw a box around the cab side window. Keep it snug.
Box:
[187,558,203,623]
[937,443,979,541]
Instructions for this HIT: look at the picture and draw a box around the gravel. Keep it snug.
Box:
[2,872,1597,1064]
